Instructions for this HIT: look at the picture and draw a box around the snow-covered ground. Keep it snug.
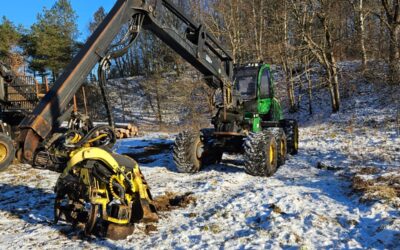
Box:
[0,63,399,249]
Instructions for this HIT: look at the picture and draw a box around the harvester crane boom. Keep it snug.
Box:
[17,0,234,163]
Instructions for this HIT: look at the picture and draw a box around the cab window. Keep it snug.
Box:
[259,68,271,99]
[234,68,258,100]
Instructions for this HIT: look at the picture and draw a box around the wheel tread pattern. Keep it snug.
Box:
[173,131,201,173]
[244,132,278,177]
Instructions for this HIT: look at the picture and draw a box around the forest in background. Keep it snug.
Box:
[0,0,399,124]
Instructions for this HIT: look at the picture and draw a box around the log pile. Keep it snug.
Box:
[114,123,139,139]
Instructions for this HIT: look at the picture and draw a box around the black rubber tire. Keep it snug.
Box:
[244,132,278,177]
[0,133,15,172]
[173,131,203,173]
[280,119,299,155]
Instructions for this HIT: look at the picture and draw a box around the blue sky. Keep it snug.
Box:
[0,0,115,41]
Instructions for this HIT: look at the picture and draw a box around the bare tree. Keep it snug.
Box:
[348,0,369,70]
[291,0,341,112]
[302,53,316,115]
[203,0,245,63]
[379,0,400,84]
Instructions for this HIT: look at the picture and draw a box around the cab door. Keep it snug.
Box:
[257,65,273,114]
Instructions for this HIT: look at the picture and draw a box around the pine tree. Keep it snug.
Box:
[89,7,107,33]
[0,17,21,61]
[28,0,78,80]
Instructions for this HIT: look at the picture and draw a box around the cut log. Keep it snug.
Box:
[110,124,139,139]
[129,125,139,136]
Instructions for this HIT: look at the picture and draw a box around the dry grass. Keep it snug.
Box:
[352,176,374,191]
[363,186,398,200]
[377,174,400,185]
[352,170,400,203]
[358,167,379,175]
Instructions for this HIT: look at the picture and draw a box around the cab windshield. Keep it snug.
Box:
[234,68,258,100]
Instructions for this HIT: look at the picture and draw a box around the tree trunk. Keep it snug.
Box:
[381,0,400,84]
[251,0,261,61]
[302,53,314,115]
[286,70,296,112]
[388,26,400,84]
[358,0,368,69]
[379,8,385,60]
[297,71,303,110]
[282,4,296,112]
[325,65,338,113]
[323,16,341,112]
[331,62,341,112]
[155,80,163,126]
[305,68,313,115]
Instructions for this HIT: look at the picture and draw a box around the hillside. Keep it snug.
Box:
[0,61,399,249]
[84,71,212,128]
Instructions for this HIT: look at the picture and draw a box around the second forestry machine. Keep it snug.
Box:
[0,0,298,237]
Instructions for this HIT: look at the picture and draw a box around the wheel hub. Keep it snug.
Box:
[196,141,204,159]
[0,143,8,162]
[294,131,299,150]
[269,144,274,165]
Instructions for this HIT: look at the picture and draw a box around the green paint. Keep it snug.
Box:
[258,99,271,114]
[252,116,261,132]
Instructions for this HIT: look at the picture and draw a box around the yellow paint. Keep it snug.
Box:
[269,144,274,165]
[70,133,82,144]
[63,147,120,177]
[107,217,130,224]
[0,143,7,162]
[87,134,108,143]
